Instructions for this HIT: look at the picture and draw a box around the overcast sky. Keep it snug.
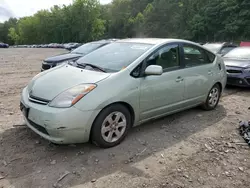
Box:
[0,0,112,22]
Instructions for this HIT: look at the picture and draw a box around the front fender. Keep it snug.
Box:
[74,70,141,125]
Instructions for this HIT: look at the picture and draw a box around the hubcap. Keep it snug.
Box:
[101,112,127,143]
[208,88,219,107]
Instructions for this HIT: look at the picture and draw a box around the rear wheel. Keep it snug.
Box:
[202,84,221,110]
[91,104,131,148]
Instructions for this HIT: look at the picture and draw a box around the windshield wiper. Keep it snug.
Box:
[76,63,106,72]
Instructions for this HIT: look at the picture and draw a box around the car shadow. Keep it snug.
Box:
[0,105,227,187]
[224,85,250,98]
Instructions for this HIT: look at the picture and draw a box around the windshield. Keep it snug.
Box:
[76,42,153,72]
[71,43,104,55]
[224,47,250,59]
[203,44,222,53]
[220,46,236,55]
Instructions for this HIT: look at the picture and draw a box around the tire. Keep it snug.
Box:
[91,104,131,148]
[202,84,221,111]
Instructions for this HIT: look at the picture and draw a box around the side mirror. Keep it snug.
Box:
[145,65,163,76]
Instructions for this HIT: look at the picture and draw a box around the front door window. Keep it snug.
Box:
[147,44,180,70]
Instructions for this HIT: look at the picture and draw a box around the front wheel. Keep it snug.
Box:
[91,104,131,148]
[202,84,221,110]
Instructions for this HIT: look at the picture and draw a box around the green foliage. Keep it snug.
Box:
[0,0,249,44]
[0,18,18,44]
[7,27,19,44]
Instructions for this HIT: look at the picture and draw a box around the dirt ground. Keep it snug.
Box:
[0,48,249,188]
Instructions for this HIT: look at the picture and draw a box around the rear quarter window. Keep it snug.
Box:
[205,50,215,63]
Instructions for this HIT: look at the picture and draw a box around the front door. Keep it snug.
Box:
[139,44,185,121]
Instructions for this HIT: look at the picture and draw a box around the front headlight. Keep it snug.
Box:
[49,84,96,108]
[244,68,250,73]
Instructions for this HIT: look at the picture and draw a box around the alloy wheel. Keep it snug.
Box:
[101,111,127,143]
[208,87,219,107]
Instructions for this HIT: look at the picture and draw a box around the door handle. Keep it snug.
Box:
[208,70,213,75]
[176,76,184,82]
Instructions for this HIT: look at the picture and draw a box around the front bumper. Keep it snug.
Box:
[20,87,100,144]
[227,74,250,87]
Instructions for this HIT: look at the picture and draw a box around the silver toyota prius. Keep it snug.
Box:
[20,38,227,148]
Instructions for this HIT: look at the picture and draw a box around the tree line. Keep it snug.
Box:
[0,0,249,45]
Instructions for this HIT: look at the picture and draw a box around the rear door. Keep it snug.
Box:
[179,43,218,105]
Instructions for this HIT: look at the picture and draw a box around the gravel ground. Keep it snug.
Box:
[0,48,249,188]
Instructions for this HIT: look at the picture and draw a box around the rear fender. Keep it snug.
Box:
[215,55,227,90]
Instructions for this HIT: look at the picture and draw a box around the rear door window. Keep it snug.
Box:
[206,51,215,63]
[183,44,214,67]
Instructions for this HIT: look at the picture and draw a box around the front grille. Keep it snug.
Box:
[246,78,250,84]
[227,69,242,74]
[27,119,49,135]
[29,95,50,105]
[42,63,52,70]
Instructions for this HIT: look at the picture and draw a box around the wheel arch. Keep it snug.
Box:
[214,82,223,92]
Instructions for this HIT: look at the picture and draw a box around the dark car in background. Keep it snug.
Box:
[0,42,9,48]
[223,47,250,87]
[203,42,237,56]
[41,39,118,71]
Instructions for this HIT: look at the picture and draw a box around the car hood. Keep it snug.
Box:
[223,58,250,68]
[28,65,111,101]
[44,53,83,63]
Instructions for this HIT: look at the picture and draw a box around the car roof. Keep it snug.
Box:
[91,39,119,44]
[205,42,224,44]
[115,38,198,45]
[234,46,250,50]
[204,42,237,46]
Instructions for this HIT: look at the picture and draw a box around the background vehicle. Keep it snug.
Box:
[240,41,250,47]
[21,38,226,148]
[223,47,250,87]
[203,42,237,56]
[41,39,118,71]
[64,43,81,50]
[0,42,9,48]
